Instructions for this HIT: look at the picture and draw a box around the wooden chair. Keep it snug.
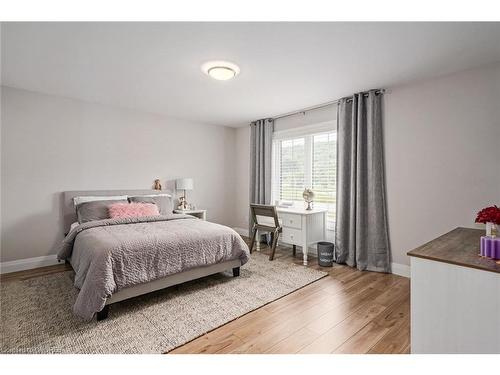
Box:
[249,204,283,261]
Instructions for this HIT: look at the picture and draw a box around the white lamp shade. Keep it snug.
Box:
[176,178,194,191]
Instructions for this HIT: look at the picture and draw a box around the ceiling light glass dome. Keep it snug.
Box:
[201,61,240,81]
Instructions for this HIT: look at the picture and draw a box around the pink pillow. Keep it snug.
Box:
[108,202,160,219]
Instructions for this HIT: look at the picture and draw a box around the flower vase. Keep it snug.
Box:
[486,222,498,238]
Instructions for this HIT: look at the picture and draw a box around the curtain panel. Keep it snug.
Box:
[249,118,274,234]
[335,91,390,272]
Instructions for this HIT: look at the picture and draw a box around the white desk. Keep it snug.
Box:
[257,206,327,266]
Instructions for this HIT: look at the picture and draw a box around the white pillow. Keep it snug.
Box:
[129,193,172,198]
[127,193,173,215]
[70,222,79,232]
[73,195,128,206]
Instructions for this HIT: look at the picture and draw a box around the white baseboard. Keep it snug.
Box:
[391,262,411,278]
[0,254,61,274]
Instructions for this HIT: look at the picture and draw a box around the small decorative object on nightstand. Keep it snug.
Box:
[173,209,206,221]
[153,179,162,190]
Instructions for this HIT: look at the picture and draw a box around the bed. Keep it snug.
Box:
[57,189,250,321]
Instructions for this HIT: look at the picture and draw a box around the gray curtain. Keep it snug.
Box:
[335,91,390,272]
[249,118,274,236]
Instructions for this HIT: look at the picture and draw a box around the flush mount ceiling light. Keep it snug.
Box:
[201,61,240,81]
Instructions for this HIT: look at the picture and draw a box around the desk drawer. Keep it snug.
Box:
[282,227,302,245]
[280,213,302,229]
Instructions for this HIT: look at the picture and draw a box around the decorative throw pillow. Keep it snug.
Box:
[76,199,128,223]
[128,194,173,215]
[108,202,160,219]
[73,195,128,206]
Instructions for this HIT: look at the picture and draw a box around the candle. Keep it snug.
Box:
[480,236,500,260]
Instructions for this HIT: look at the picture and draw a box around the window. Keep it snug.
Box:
[278,138,305,202]
[272,123,336,234]
[312,132,336,230]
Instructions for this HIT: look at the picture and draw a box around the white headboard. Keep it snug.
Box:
[62,189,173,233]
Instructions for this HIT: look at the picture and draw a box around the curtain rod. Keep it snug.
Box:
[272,89,386,121]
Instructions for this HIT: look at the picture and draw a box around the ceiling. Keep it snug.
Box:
[2,22,500,127]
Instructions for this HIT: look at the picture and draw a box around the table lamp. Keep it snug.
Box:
[176,178,194,210]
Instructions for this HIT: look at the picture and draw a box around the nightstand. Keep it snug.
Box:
[173,209,207,221]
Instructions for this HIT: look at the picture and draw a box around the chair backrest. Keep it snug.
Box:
[250,204,280,229]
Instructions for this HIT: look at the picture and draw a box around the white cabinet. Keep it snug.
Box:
[408,228,500,354]
[173,209,206,220]
[411,257,500,353]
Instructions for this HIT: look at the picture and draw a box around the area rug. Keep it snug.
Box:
[0,252,327,353]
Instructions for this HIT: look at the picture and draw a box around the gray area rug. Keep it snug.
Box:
[1,252,326,353]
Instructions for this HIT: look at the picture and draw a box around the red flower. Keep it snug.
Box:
[475,205,500,225]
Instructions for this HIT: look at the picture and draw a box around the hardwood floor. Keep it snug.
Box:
[171,239,410,354]
[1,239,410,354]
[0,262,72,283]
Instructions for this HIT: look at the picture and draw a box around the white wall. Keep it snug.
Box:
[0,87,236,262]
[233,63,500,267]
[233,125,250,233]
[385,63,500,266]
[2,63,500,268]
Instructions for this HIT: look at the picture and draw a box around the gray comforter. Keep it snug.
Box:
[57,215,250,320]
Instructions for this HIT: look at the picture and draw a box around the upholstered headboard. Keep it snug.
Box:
[62,189,173,233]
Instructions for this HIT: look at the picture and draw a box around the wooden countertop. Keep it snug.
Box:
[407,227,500,274]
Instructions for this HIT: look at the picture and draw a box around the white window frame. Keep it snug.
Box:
[271,121,336,228]
[272,121,335,141]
